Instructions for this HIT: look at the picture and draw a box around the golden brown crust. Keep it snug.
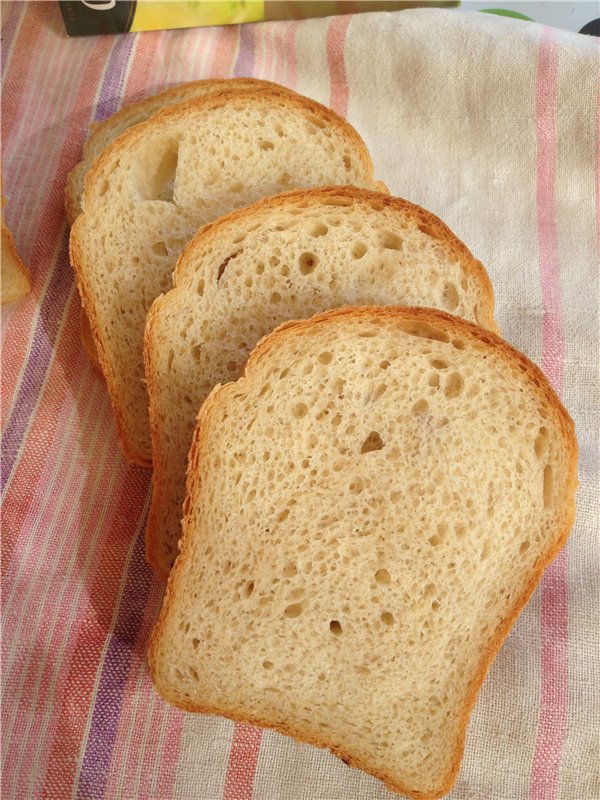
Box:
[81,87,376,215]
[144,293,173,577]
[148,306,577,800]
[65,77,294,225]
[69,222,152,468]
[80,306,104,376]
[1,220,31,305]
[173,185,496,333]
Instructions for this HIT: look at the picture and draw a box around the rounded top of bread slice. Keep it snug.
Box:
[80,87,376,214]
[149,306,577,799]
[144,186,498,577]
[70,87,380,464]
[65,77,297,225]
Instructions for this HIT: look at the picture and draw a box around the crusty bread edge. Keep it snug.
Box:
[144,185,496,576]
[172,185,495,333]
[80,86,377,218]
[72,88,377,466]
[80,305,104,376]
[1,221,31,305]
[69,221,152,468]
[65,77,298,225]
[147,305,578,799]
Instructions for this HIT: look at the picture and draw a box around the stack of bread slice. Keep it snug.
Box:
[69,79,577,799]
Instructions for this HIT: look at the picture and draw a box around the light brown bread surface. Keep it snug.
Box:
[65,77,288,225]
[1,194,31,305]
[70,88,380,465]
[67,78,295,373]
[145,186,497,577]
[148,306,577,799]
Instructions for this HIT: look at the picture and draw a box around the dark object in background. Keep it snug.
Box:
[579,18,599,36]
[60,1,137,36]
[59,0,458,37]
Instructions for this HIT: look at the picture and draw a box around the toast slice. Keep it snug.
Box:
[65,77,289,225]
[148,306,577,799]
[70,88,380,466]
[145,186,498,577]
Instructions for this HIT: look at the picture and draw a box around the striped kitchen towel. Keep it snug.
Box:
[1,3,598,798]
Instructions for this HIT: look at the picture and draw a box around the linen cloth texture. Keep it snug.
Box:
[1,3,598,799]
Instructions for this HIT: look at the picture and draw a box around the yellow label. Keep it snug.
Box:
[130,1,265,33]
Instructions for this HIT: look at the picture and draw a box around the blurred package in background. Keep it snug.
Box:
[59,1,458,36]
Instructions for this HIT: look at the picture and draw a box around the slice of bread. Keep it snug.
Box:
[70,88,380,466]
[145,186,498,577]
[1,192,31,305]
[66,78,293,373]
[65,77,289,225]
[148,306,577,799]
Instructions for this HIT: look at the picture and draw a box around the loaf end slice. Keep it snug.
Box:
[148,306,577,798]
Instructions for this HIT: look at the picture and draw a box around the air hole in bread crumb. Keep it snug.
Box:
[431,600,441,612]
[401,323,450,343]
[329,620,343,635]
[361,431,384,454]
[452,338,465,350]
[349,478,363,495]
[428,372,440,388]
[175,668,183,680]
[189,667,199,681]
[293,402,308,419]
[381,612,394,626]
[141,139,178,201]
[263,661,274,670]
[196,278,205,296]
[444,371,464,399]
[284,603,304,618]
[191,344,201,363]
[443,282,459,311]
[357,665,370,675]
[431,358,449,370]
[309,222,328,237]
[351,241,367,259]
[283,563,297,577]
[256,262,265,275]
[379,231,403,251]
[428,534,442,547]
[152,241,168,257]
[167,349,175,370]
[520,540,531,554]
[375,568,391,585]
[480,540,491,561]
[217,251,241,282]
[379,359,390,370]
[299,252,318,275]
[412,399,429,415]
[455,523,466,539]
[343,154,352,170]
[534,427,549,459]
[423,583,436,597]
[192,638,200,650]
